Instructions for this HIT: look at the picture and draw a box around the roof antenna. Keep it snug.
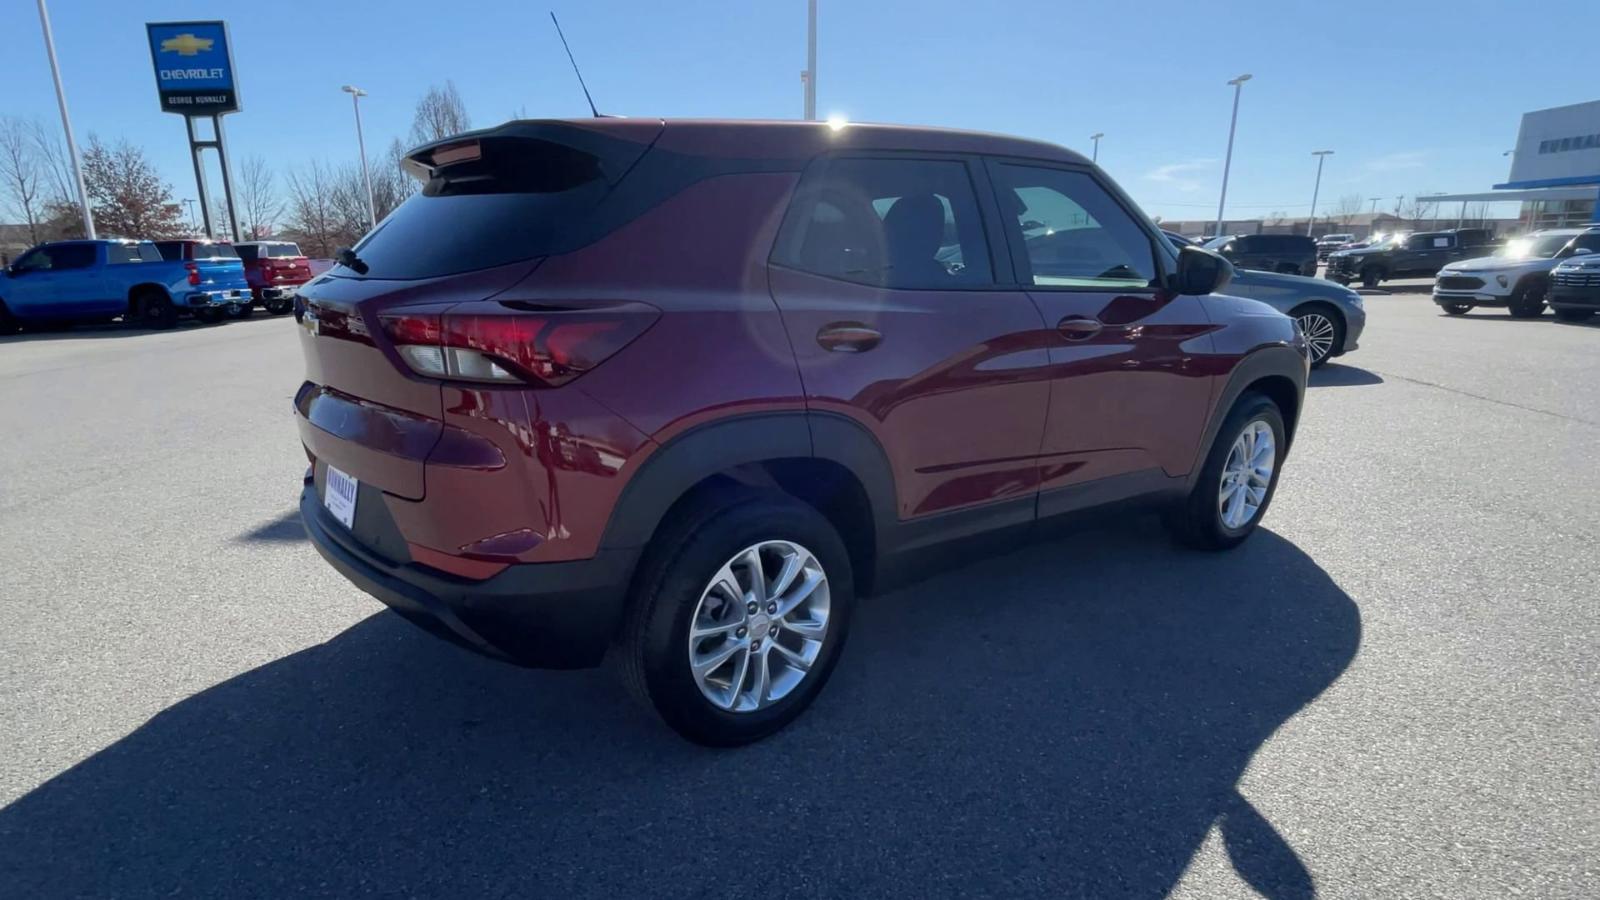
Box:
[550,12,602,118]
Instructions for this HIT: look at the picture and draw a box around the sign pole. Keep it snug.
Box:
[185,116,214,237]
[37,0,95,238]
[212,114,242,241]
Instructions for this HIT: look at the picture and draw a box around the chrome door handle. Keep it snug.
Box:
[817,322,882,353]
[1056,316,1103,340]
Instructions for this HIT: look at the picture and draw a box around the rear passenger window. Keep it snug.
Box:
[989,164,1158,289]
[772,158,993,289]
[107,244,142,264]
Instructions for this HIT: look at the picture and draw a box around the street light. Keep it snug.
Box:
[803,0,817,121]
[1306,150,1333,236]
[342,85,377,230]
[182,198,197,232]
[1090,132,1104,163]
[1214,73,1251,236]
[35,0,94,239]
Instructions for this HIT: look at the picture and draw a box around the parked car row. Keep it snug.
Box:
[1325,228,1499,288]
[0,237,313,333]
[1426,227,1600,320]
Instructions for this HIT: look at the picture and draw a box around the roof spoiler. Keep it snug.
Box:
[402,120,664,187]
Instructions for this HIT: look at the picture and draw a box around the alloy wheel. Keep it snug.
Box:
[1296,312,1337,365]
[687,540,830,713]
[1219,420,1275,530]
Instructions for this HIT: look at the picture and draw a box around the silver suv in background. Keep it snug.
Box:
[1316,233,1355,260]
[1432,228,1600,317]
[1166,232,1364,367]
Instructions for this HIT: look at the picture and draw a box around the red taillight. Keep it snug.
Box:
[185,261,200,286]
[378,301,656,387]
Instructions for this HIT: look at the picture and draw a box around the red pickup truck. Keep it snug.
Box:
[235,241,313,315]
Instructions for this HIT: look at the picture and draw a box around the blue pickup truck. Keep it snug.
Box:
[0,238,251,331]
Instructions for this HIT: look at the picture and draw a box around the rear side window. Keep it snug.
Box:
[989,163,1157,289]
[771,157,993,289]
[236,245,261,262]
[153,241,185,261]
[107,243,161,264]
[194,243,238,259]
[348,137,612,280]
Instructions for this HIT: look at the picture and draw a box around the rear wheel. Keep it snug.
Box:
[1360,266,1383,289]
[1507,282,1546,319]
[228,302,254,319]
[264,297,293,316]
[1290,304,1343,368]
[0,300,18,334]
[1164,392,1286,551]
[1554,307,1595,323]
[135,290,177,329]
[620,491,853,746]
[1441,303,1471,316]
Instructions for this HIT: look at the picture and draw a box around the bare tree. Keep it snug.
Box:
[1333,193,1364,228]
[282,160,357,258]
[80,135,184,239]
[0,117,48,244]
[1401,196,1439,229]
[236,155,282,239]
[410,81,471,145]
[1265,210,1288,227]
[371,139,418,222]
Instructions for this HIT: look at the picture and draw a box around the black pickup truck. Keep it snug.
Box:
[1326,229,1499,288]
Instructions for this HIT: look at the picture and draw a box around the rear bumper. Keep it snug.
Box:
[183,288,251,308]
[299,481,636,669]
[255,284,304,301]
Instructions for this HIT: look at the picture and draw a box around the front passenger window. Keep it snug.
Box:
[989,164,1158,289]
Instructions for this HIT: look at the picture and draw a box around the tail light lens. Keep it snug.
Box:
[378,300,657,387]
[185,261,200,286]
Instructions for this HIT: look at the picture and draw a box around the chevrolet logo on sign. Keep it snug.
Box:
[160,33,214,56]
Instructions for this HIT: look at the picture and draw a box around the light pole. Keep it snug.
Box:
[1214,73,1251,237]
[1306,150,1333,236]
[1090,132,1104,163]
[342,85,377,230]
[182,198,197,232]
[35,0,94,239]
[802,0,817,120]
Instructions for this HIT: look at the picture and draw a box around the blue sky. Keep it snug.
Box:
[8,0,1599,224]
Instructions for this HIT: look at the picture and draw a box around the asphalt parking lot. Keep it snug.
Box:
[2,292,1596,898]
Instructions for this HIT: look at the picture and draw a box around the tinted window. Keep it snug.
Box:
[236,244,261,262]
[989,164,1156,289]
[268,243,302,257]
[772,157,993,289]
[12,248,50,272]
[1569,233,1600,253]
[47,244,97,270]
[192,242,238,259]
[153,241,185,261]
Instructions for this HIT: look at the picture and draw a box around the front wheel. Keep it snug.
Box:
[1164,392,1286,551]
[1507,283,1546,319]
[620,492,853,746]
[1360,267,1383,289]
[1554,308,1596,323]
[1291,304,1344,368]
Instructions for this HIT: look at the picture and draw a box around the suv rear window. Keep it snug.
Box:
[193,243,238,259]
[345,137,613,280]
[266,243,302,257]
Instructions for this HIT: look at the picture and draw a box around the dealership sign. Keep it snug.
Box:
[146,21,240,115]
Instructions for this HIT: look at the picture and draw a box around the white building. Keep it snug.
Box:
[1432,100,1600,231]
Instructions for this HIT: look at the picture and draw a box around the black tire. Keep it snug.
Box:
[196,308,226,324]
[1360,266,1383,289]
[619,490,854,746]
[136,290,177,329]
[1328,275,1351,286]
[1507,281,1546,319]
[1441,303,1471,316]
[228,302,254,319]
[1554,308,1596,323]
[1163,392,1287,551]
[1290,303,1344,369]
[0,300,18,334]
[264,297,293,316]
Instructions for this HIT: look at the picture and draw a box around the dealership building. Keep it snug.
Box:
[1432,99,1600,231]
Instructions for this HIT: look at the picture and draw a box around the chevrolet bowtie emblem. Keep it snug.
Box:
[160,33,214,56]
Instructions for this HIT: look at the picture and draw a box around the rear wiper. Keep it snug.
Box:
[335,247,369,275]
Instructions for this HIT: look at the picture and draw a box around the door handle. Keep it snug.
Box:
[817,322,882,353]
[1056,316,1103,340]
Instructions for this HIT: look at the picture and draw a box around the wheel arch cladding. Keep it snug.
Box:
[598,411,897,593]
[1188,346,1306,489]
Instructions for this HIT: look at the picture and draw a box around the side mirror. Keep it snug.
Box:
[1173,245,1233,296]
[1573,247,1594,256]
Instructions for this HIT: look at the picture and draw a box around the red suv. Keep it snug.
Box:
[296,119,1308,745]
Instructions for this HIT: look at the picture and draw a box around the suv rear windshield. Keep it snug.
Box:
[343,137,615,280]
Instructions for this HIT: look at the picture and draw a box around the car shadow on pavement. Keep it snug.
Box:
[236,510,307,543]
[0,518,1358,899]
[1309,363,1383,388]
[0,319,221,344]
